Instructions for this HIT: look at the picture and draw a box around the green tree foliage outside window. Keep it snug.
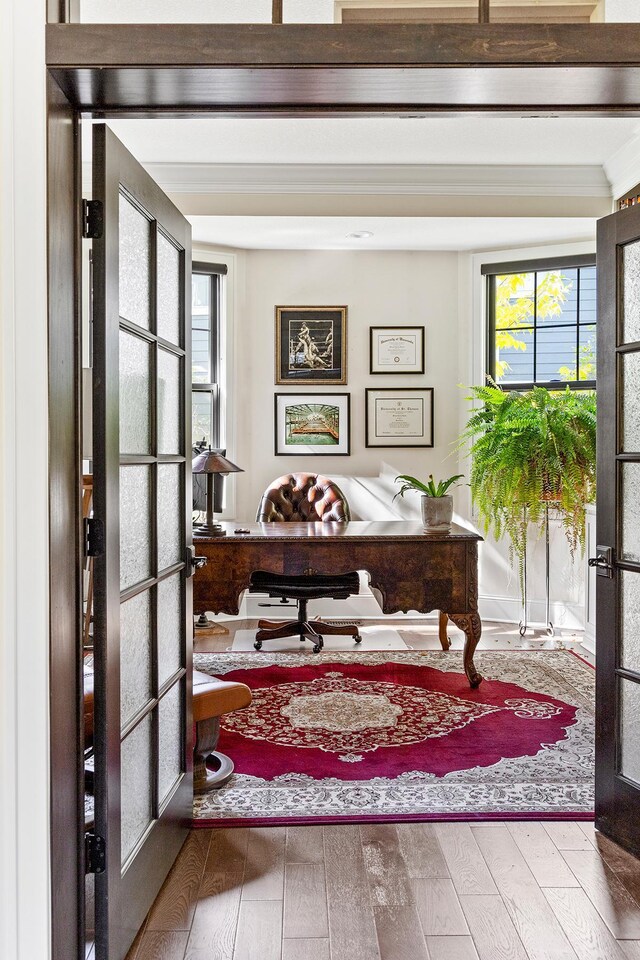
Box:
[494,270,596,384]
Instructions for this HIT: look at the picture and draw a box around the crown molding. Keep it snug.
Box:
[142,162,611,198]
[603,126,640,200]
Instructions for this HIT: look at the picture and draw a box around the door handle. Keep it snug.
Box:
[588,545,615,579]
[186,545,207,577]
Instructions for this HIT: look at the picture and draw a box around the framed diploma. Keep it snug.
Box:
[365,387,434,448]
[369,326,425,374]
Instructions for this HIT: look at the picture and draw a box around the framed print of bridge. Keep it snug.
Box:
[275,306,347,385]
[274,393,351,456]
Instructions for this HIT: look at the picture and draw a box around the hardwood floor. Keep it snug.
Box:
[124,822,640,960]
[117,618,605,959]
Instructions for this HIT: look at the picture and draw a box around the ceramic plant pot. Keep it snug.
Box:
[421,494,453,532]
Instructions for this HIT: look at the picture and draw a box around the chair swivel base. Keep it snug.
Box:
[194,750,234,793]
[254,614,362,652]
[255,619,325,652]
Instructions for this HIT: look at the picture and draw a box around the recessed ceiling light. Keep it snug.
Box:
[347,231,374,239]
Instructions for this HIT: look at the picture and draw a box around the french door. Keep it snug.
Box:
[92,124,193,960]
[595,202,640,853]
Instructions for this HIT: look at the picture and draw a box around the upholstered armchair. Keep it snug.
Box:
[255,472,351,523]
[251,473,361,651]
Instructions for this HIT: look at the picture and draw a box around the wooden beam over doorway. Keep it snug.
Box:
[46,23,640,116]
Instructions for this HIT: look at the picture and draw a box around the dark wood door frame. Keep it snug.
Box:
[46,21,640,960]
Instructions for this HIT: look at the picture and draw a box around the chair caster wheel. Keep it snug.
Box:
[313,638,323,653]
[354,635,362,643]
[254,640,262,650]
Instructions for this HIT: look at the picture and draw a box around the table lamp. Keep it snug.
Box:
[192,447,243,537]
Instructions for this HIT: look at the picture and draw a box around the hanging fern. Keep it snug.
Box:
[459,383,596,603]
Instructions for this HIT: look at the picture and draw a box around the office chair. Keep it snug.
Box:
[250,473,362,651]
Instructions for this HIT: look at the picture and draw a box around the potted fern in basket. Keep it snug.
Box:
[459,382,596,601]
[394,473,464,531]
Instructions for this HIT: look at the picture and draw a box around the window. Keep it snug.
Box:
[484,255,596,391]
[191,261,226,447]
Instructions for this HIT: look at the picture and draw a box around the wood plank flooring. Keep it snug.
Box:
[124,822,640,960]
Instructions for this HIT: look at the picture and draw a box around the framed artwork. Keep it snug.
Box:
[369,325,425,374]
[274,393,351,456]
[275,306,347,385]
[365,387,434,448]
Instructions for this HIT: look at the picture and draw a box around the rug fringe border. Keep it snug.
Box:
[192,810,595,829]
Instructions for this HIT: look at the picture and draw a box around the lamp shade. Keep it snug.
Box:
[192,448,243,476]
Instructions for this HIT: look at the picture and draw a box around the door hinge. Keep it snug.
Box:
[85,832,106,875]
[82,199,104,239]
[85,517,105,558]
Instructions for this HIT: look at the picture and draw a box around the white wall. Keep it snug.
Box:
[80,0,335,23]
[1,1,51,958]
[230,249,463,523]
[604,0,640,20]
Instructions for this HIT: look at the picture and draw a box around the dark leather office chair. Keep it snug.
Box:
[250,473,362,651]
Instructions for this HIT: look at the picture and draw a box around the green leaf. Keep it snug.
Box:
[393,472,464,499]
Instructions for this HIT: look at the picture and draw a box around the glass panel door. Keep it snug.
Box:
[92,124,193,960]
[595,205,640,855]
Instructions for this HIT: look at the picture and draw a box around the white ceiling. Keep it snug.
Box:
[105,117,638,167]
[92,115,639,251]
[188,215,596,251]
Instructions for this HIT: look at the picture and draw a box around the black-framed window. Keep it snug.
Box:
[191,261,226,447]
[484,254,596,391]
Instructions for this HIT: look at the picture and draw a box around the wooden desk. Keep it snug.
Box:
[193,521,483,687]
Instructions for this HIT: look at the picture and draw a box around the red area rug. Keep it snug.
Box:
[192,650,594,826]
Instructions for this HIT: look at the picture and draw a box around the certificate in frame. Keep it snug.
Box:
[275,393,351,456]
[369,325,425,375]
[365,387,434,448]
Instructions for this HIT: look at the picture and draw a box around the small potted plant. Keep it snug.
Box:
[394,473,464,531]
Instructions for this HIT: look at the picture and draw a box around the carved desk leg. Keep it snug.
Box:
[438,610,451,650]
[448,612,483,688]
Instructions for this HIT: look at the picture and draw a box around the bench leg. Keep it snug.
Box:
[193,716,234,792]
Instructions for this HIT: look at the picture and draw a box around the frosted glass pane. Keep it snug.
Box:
[120,466,151,590]
[120,591,152,727]
[158,575,182,687]
[157,233,181,346]
[622,240,640,345]
[622,464,640,563]
[620,678,640,786]
[158,350,181,456]
[119,193,150,329]
[622,353,640,453]
[119,330,151,455]
[158,683,182,805]
[621,571,640,673]
[158,464,181,572]
[121,713,152,866]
